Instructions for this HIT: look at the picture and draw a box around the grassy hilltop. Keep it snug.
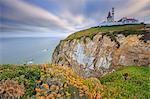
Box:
[0,64,149,98]
[65,24,145,40]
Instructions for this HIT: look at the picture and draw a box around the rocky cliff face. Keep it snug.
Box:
[52,30,150,77]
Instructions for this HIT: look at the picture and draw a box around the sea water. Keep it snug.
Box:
[0,37,63,64]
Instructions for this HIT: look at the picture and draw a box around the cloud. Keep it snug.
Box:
[50,0,95,29]
[117,0,150,18]
[0,0,75,33]
[0,0,150,37]
[1,24,50,33]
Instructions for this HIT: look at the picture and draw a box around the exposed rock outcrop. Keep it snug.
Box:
[52,30,150,77]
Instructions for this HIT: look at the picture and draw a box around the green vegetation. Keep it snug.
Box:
[0,64,103,98]
[64,24,145,41]
[100,66,150,98]
[0,64,149,98]
[0,64,41,98]
[116,29,147,37]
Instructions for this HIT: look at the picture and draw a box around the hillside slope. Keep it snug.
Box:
[52,25,150,77]
[100,66,150,98]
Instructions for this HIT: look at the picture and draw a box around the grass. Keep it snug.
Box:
[100,66,150,98]
[64,24,145,41]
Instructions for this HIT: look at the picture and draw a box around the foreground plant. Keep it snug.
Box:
[0,79,25,99]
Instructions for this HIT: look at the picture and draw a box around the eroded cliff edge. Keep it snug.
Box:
[52,29,150,77]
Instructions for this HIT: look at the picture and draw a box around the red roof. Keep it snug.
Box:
[127,18,137,21]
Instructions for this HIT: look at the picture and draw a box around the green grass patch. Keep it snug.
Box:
[64,24,145,41]
[100,66,150,98]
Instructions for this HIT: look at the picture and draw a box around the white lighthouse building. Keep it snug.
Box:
[100,8,143,26]
[107,8,114,22]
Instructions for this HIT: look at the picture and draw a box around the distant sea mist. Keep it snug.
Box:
[0,37,64,64]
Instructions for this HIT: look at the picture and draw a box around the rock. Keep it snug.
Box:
[52,30,150,77]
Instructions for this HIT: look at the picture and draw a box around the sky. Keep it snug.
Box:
[0,0,150,37]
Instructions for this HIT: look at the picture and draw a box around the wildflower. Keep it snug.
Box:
[51,92,57,97]
[55,86,59,90]
[35,88,41,92]
[57,94,61,98]
[36,92,40,97]
[46,94,54,99]
[50,84,56,91]
[44,92,47,96]
[82,85,88,91]
[61,92,64,96]
[36,80,42,83]
[42,84,49,89]
[63,83,67,88]
[96,93,102,99]
[60,87,63,90]
[79,93,84,97]
[74,84,78,87]
[65,92,71,96]
[39,96,45,99]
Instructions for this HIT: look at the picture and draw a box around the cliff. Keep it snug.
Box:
[52,26,150,77]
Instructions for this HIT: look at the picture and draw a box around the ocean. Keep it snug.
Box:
[0,37,64,64]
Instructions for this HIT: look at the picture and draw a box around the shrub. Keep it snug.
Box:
[0,79,25,99]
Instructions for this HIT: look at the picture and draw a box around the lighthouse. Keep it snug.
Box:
[112,7,114,22]
[101,7,143,26]
[107,7,114,22]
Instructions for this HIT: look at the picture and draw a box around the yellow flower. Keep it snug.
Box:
[79,90,84,93]
[50,84,56,91]
[55,86,59,90]
[46,94,54,99]
[60,87,63,90]
[79,93,84,97]
[61,92,64,96]
[44,92,47,96]
[51,92,57,97]
[36,92,41,98]
[82,86,88,91]
[96,93,102,99]
[74,84,78,87]
[63,83,67,88]
[35,88,41,92]
[39,96,45,99]
[56,94,61,98]
[42,84,49,89]
[84,91,90,95]
[36,80,41,83]
[65,92,71,96]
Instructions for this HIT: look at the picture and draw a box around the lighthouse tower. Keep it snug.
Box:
[112,7,114,22]
[107,7,114,22]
